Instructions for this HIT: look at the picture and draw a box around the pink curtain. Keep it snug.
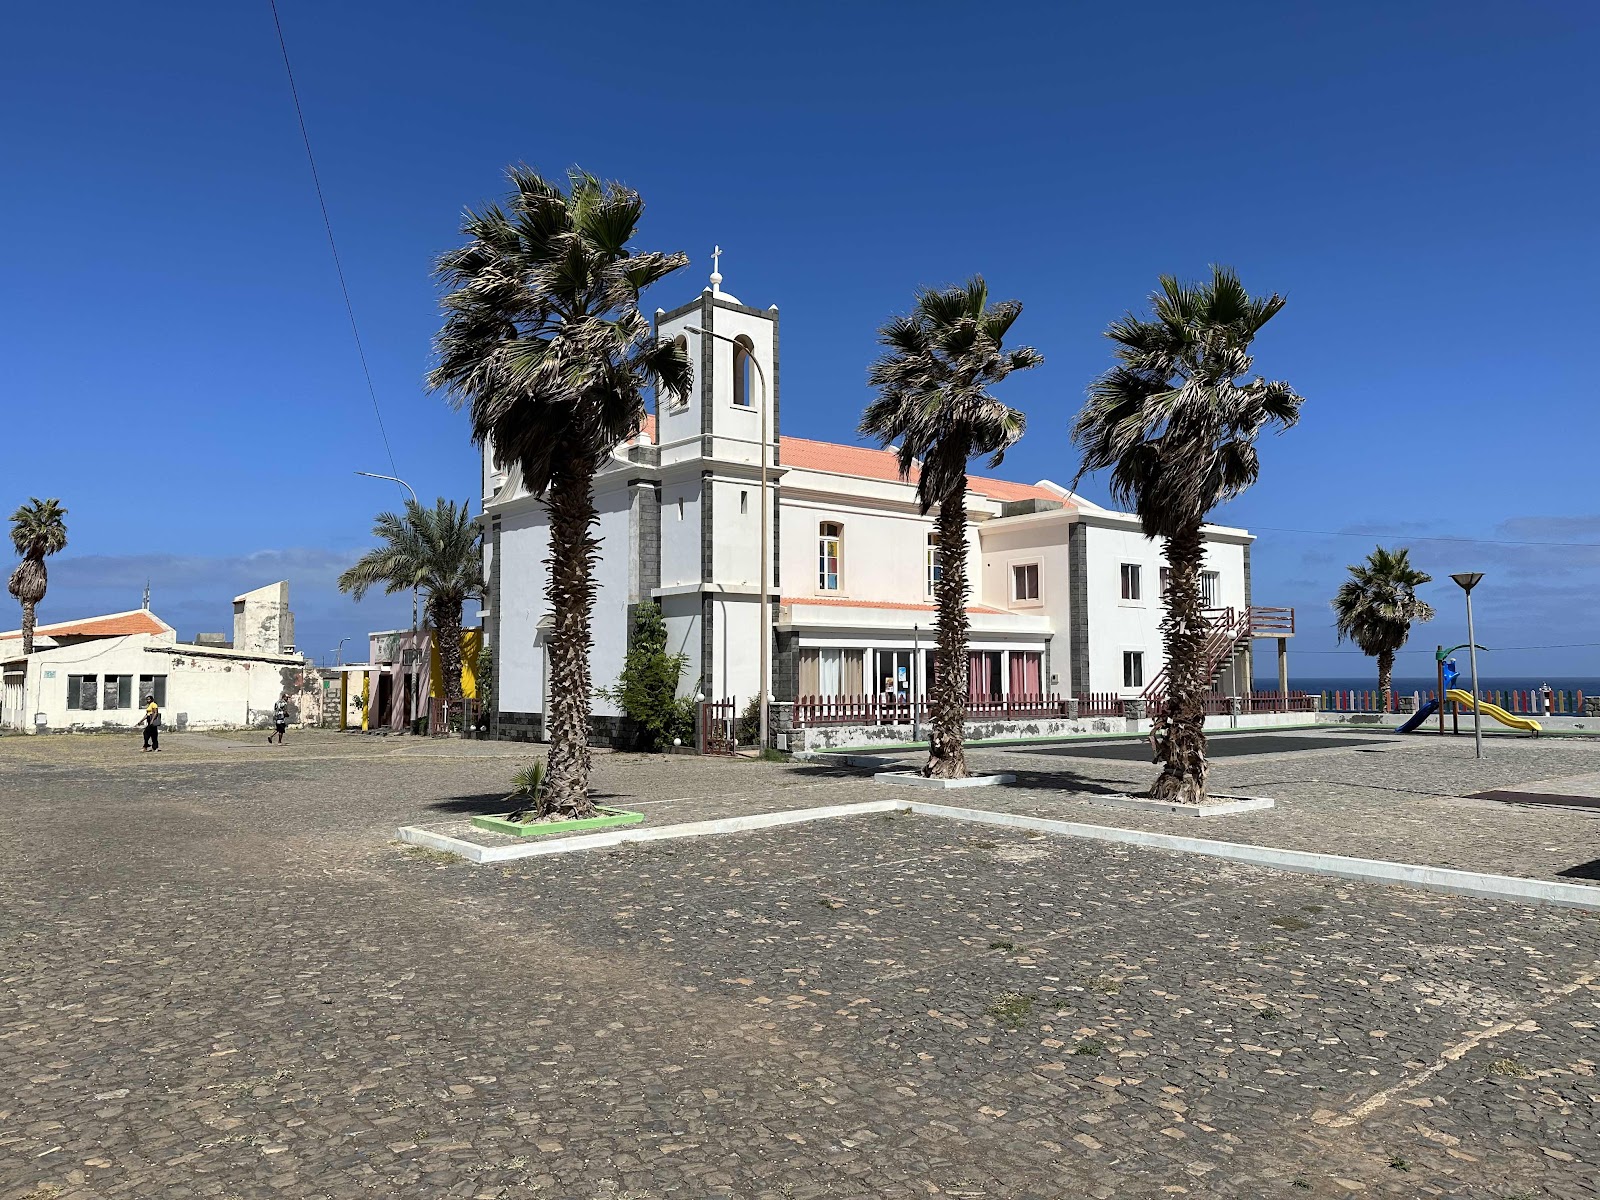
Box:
[1009,652,1041,697]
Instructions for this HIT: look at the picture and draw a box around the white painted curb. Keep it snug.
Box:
[399,799,905,864]
[874,771,1016,790]
[400,797,1600,911]
[1082,793,1275,817]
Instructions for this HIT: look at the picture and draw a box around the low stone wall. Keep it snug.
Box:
[798,708,1312,751]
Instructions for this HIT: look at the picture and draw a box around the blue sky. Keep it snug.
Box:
[3,0,1596,679]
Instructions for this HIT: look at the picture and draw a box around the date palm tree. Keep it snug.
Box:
[8,497,68,655]
[429,167,690,817]
[1072,266,1304,804]
[861,277,1042,779]
[1332,546,1434,712]
[338,498,484,710]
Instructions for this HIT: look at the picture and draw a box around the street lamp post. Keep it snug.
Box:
[682,325,772,754]
[1450,572,1485,759]
[356,471,422,727]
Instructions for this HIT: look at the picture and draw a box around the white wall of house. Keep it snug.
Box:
[496,505,549,715]
[660,476,701,589]
[9,633,304,732]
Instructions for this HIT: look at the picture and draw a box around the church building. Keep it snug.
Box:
[480,261,1291,744]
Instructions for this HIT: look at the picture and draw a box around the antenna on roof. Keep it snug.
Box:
[142,579,151,610]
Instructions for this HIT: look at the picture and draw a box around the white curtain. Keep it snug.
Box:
[818,649,842,696]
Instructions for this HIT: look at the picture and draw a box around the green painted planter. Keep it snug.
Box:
[471,806,644,839]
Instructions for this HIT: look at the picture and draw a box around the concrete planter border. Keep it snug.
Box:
[1082,793,1276,817]
[399,798,1600,911]
[470,806,643,838]
[873,771,1016,790]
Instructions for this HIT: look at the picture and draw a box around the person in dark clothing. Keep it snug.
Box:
[137,696,161,752]
[269,694,291,745]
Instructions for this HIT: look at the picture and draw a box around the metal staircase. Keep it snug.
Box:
[1140,606,1294,713]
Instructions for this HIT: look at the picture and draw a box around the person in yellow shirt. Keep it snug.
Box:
[137,696,161,752]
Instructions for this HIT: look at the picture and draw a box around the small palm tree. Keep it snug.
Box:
[861,277,1043,779]
[338,498,485,708]
[1332,546,1434,712]
[8,498,68,655]
[1072,266,1304,804]
[429,167,690,817]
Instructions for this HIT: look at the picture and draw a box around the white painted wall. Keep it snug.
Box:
[496,506,549,714]
[11,632,306,731]
[660,476,701,589]
[778,488,945,604]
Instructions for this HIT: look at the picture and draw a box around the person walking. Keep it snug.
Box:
[269,693,291,745]
[137,695,161,752]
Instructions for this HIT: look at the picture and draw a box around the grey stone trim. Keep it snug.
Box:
[496,710,542,743]
[707,296,776,318]
[772,629,800,703]
[700,470,715,584]
[999,498,1065,517]
[626,444,660,468]
[699,293,715,437]
[656,296,705,324]
[1067,522,1090,694]
[632,480,661,602]
[1043,635,1053,695]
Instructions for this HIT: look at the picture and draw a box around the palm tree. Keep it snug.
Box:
[428,167,690,817]
[8,498,68,655]
[1072,266,1304,804]
[861,278,1043,779]
[338,498,485,710]
[1332,546,1434,712]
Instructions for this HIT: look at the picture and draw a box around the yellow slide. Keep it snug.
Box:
[1445,688,1542,734]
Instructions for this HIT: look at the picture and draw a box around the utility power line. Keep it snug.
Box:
[266,0,401,483]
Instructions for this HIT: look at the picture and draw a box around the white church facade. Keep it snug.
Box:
[481,270,1294,744]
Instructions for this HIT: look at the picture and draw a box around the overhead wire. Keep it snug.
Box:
[266,0,401,484]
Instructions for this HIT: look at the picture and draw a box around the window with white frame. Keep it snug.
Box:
[1201,570,1221,608]
[926,532,942,594]
[732,336,756,407]
[1012,562,1039,602]
[1120,563,1142,601]
[1159,566,1170,598]
[1123,651,1144,689]
[818,522,841,591]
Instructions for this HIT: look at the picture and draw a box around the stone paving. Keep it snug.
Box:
[2,731,1599,1198]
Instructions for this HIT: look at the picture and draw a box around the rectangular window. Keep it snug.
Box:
[1012,562,1039,602]
[1159,567,1170,598]
[677,497,684,521]
[139,674,168,707]
[1008,651,1042,697]
[1120,563,1142,601]
[102,677,122,711]
[1200,570,1220,608]
[740,490,748,515]
[926,533,942,595]
[67,674,97,710]
[1123,651,1144,689]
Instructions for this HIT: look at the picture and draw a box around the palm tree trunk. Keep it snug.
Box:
[1377,649,1395,714]
[1150,520,1209,804]
[542,455,599,818]
[433,598,466,707]
[21,600,36,657]
[925,487,971,779]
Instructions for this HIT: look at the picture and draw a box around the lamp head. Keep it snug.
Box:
[1450,572,1484,593]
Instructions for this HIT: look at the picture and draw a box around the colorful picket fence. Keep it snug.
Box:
[1320,687,1587,715]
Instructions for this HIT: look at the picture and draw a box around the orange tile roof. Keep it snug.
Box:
[777,435,1066,505]
[780,596,1007,615]
[0,610,170,641]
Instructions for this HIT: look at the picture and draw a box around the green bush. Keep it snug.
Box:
[598,604,696,751]
[736,695,763,748]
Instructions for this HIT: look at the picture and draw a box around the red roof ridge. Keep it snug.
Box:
[777,435,1068,505]
[0,609,172,641]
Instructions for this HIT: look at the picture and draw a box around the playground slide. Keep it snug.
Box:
[1395,698,1439,734]
[1444,688,1542,734]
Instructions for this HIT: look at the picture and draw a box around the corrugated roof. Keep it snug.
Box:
[0,610,171,641]
[777,435,1065,505]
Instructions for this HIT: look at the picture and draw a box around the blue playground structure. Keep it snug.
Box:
[1394,658,1457,734]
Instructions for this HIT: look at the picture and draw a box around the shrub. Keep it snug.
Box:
[737,695,763,747]
[597,604,695,751]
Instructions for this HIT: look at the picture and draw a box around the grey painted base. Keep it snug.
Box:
[398,798,1600,911]
[1084,793,1276,817]
[873,771,1016,790]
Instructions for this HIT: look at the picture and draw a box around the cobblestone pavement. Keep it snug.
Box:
[2,733,1598,1198]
